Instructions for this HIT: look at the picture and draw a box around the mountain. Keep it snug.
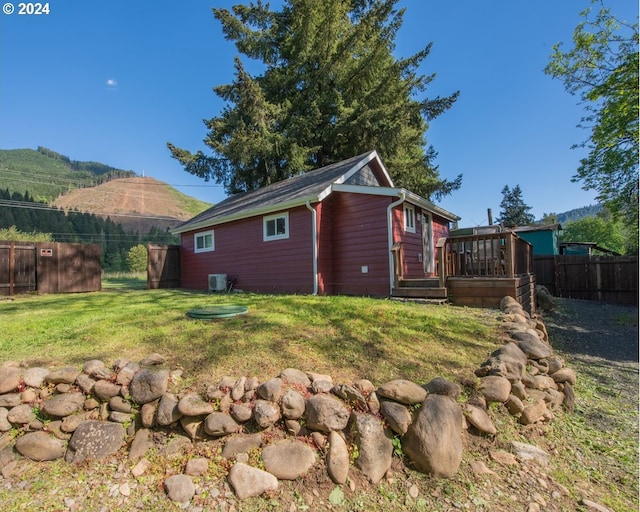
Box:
[0,147,211,233]
[0,147,137,202]
[555,205,602,224]
[52,177,211,233]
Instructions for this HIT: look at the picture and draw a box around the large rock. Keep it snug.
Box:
[402,395,463,478]
[377,379,427,405]
[478,376,511,403]
[281,389,306,419]
[45,367,80,385]
[22,367,49,388]
[129,369,169,404]
[178,393,214,416]
[0,367,22,394]
[424,377,461,399]
[203,412,241,437]
[222,433,263,459]
[65,420,125,463]
[519,399,548,425]
[280,368,311,387]
[92,379,122,401]
[305,394,350,432]
[551,368,577,386]
[353,413,392,484]
[380,400,412,435]
[253,400,281,428]
[462,404,497,435]
[42,392,85,418]
[326,431,350,484]
[15,432,66,461]
[7,404,35,425]
[228,462,278,500]
[262,439,316,480]
[257,378,283,402]
[164,474,195,503]
[511,330,552,360]
[477,342,528,382]
[157,393,182,426]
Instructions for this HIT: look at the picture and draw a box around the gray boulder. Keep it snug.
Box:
[22,367,50,388]
[157,393,182,426]
[462,404,497,435]
[281,389,306,419]
[178,393,214,416]
[253,400,281,428]
[262,439,316,480]
[478,376,511,403]
[203,412,241,437]
[380,400,412,435]
[45,367,80,385]
[424,377,461,399]
[42,392,85,418]
[280,368,311,387]
[353,413,392,484]
[228,462,278,500]
[511,330,552,360]
[129,369,169,404]
[15,432,66,461]
[222,433,263,459]
[402,395,463,478]
[0,367,21,394]
[257,378,283,402]
[377,379,427,405]
[326,431,349,484]
[65,420,125,463]
[164,474,195,503]
[305,394,350,432]
[92,379,122,401]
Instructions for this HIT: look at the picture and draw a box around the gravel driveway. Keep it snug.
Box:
[544,297,638,409]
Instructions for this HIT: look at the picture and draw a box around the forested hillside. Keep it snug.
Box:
[0,189,177,270]
[0,147,137,202]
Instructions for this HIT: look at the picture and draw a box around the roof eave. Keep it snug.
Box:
[171,194,320,234]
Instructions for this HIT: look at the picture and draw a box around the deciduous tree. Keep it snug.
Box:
[545,1,638,240]
[168,0,461,200]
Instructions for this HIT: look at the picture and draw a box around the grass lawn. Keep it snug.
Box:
[0,277,501,387]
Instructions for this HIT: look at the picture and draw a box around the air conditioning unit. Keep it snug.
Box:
[208,274,227,292]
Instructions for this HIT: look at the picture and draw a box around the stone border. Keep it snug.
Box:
[0,295,575,504]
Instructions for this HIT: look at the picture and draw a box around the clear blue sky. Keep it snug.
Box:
[1,0,636,226]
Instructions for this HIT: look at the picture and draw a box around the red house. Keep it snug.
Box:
[172,151,459,297]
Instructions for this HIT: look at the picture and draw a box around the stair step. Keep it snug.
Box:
[392,287,448,299]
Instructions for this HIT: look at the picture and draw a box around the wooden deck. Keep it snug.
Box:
[391,232,536,312]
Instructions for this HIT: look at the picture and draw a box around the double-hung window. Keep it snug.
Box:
[194,230,214,253]
[263,212,289,241]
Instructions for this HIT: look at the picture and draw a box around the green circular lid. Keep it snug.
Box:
[187,305,248,319]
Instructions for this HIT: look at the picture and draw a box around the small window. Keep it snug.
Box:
[263,212,289,241]
[404,204,416,233]
[194,230,214,253]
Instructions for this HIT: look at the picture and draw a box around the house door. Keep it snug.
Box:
[421,212,434,274]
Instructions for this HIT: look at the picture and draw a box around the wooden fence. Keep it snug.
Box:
[0,241,101,296]
[147,244,181,289]
[534,255,638,305]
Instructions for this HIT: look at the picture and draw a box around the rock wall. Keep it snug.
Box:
[0,295,575,504]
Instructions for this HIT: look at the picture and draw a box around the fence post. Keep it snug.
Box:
[9,241,14,296]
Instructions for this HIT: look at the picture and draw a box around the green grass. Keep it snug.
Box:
[0,278,499,385]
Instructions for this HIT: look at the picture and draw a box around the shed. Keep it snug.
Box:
[509,224,562,256]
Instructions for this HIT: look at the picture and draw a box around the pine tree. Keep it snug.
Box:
[497,185,535,228]
[168,0,461,200]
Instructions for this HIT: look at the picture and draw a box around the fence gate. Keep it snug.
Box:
[147,244,181,289]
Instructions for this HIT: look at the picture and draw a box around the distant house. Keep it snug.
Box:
[510,224,562,256]
[172,151,459,296]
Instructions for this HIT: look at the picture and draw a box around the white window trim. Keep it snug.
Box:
[194,230,215,253]
[404,204,416,233]
[263,212,289,241]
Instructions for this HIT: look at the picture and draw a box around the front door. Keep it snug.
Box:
[421,212,434,274]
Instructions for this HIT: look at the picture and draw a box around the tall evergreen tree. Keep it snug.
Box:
[168,0,461,200]
[497,185,535,228]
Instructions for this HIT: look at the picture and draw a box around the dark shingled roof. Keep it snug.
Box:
[173,152,379,233]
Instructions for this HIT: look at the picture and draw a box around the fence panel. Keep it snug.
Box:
[536,255,638,305]
[0,241,101,295]
[148,244,181,289]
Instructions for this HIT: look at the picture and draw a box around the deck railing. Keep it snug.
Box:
[436,232,533,283]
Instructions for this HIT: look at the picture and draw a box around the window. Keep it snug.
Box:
[263,212,289,241]
[404,204,416,233]
[194,230,214,253]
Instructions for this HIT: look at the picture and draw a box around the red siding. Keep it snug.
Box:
[394,207,451,279]
[329,193,391,296]
[181,206,314,293]
[316,199,334,295]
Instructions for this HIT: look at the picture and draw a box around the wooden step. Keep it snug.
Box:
[391,286,448,299]
[397,278,442,289]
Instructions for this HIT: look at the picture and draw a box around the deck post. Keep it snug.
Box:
[436,237,447,289]
[505,233,515,278]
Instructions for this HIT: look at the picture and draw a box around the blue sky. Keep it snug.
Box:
[1,0,637,226]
